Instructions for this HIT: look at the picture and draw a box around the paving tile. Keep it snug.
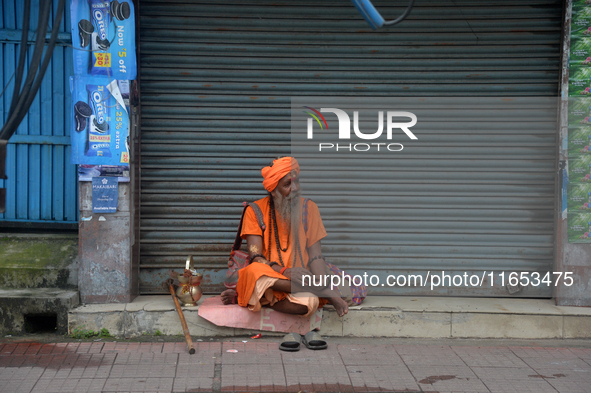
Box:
[399,352,466,366]
[102,377,174,392]
[162,342,198,354]
[394,343,453,355]
[7,366,44,380]
[0,357,12,367]
[509,346,577,360]
[1,340,591,393]
[0,379,29,393]
[79,365,113,379]
[284,363,351,392]
[64,343,80,353]
[479,379,558,393]
[13,344,31,355]
[188,340,216,353]
[470,366,561,393]
[519,357,591,371]
[101,342,118,353]
[30,378,76,393]
[24,344,43,356]
[408,365,489,392]
[75,343,92,354]
[452,346,530,368]
[195,342,222,352]
[175,362,215,378]
[177,353,217,367]
[149,343,165,353]
[281,346,346,366]
[30,378,107,393]
[37,345,55,355]
[1,344,17,355]
[0,366,43,381]
[338,344,404,366]
[547,379,591,393]
[222,363,285,391]
[221,342,282,365]
[173,376,215,392]
[52,354,116,379]
[113,352,143,365]
[50,343,69,354]
[5,355,27,368]
[8,356,53,369]
[0,367,18,380]
[8,378,38,393]
[102,342,132,353]
[51,353,82,370]
[114,352,178,365]
[88,343,104,354]
[569,347,591,361]
[73,378,108,392]
[108,363,176,378]
[346,365,420,392]
[532,367,591,382]
[135,343,156,353]
[40,367,60,380]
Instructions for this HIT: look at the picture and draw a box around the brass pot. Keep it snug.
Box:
[189,273,202,286]
[175,274,203,306]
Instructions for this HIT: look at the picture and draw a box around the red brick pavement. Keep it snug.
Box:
[0,341,590,392]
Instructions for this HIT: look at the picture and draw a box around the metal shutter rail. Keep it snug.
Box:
[138,0,560,295]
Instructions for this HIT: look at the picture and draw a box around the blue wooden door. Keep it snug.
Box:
[0,0,77,227]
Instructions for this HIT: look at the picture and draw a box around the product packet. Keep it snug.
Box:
[71,0,137,80]
[70,76,130,165]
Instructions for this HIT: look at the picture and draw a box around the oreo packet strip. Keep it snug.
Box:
[90,0,113,75]
[86,84,112,157]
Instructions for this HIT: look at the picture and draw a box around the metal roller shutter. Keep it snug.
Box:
[138,0,561,295]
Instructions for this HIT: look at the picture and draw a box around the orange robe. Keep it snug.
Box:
[236,196,329,314]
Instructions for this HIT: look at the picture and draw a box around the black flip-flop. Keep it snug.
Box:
[279,332,301,352]
[302,331,327,350]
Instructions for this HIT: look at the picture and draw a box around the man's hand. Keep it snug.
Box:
[282,266,311,286]
[252,257,270,265]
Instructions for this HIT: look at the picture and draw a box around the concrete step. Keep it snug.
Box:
[0,235,78,290]
[0,288,79,335]
[68,295,591,339]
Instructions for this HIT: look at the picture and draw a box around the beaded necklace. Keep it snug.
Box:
[268,196,304,267]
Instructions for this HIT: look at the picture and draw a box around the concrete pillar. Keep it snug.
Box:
[76,2,140,304]
[78,181,138,303]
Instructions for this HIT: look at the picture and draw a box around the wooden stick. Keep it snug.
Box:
[169,283,196,355]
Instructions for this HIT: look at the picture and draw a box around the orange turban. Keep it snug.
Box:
[261,157,300,192]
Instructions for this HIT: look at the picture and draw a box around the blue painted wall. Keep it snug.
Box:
[0,0,77,225]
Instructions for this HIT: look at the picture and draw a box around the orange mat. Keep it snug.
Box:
[197,296,322,335]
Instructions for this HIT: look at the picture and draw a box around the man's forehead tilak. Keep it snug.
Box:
[281,171,299,183]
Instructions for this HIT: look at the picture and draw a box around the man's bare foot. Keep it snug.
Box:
[221,289,237,305]
[329,296,349,317]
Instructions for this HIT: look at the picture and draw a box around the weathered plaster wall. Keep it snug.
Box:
[0,236,78,289]
[78,182,137,303]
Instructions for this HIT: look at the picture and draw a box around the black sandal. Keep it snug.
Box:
[279,332,301,352]
[302,331,327,350]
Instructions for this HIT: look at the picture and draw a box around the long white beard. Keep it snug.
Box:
[273,189,302,227]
